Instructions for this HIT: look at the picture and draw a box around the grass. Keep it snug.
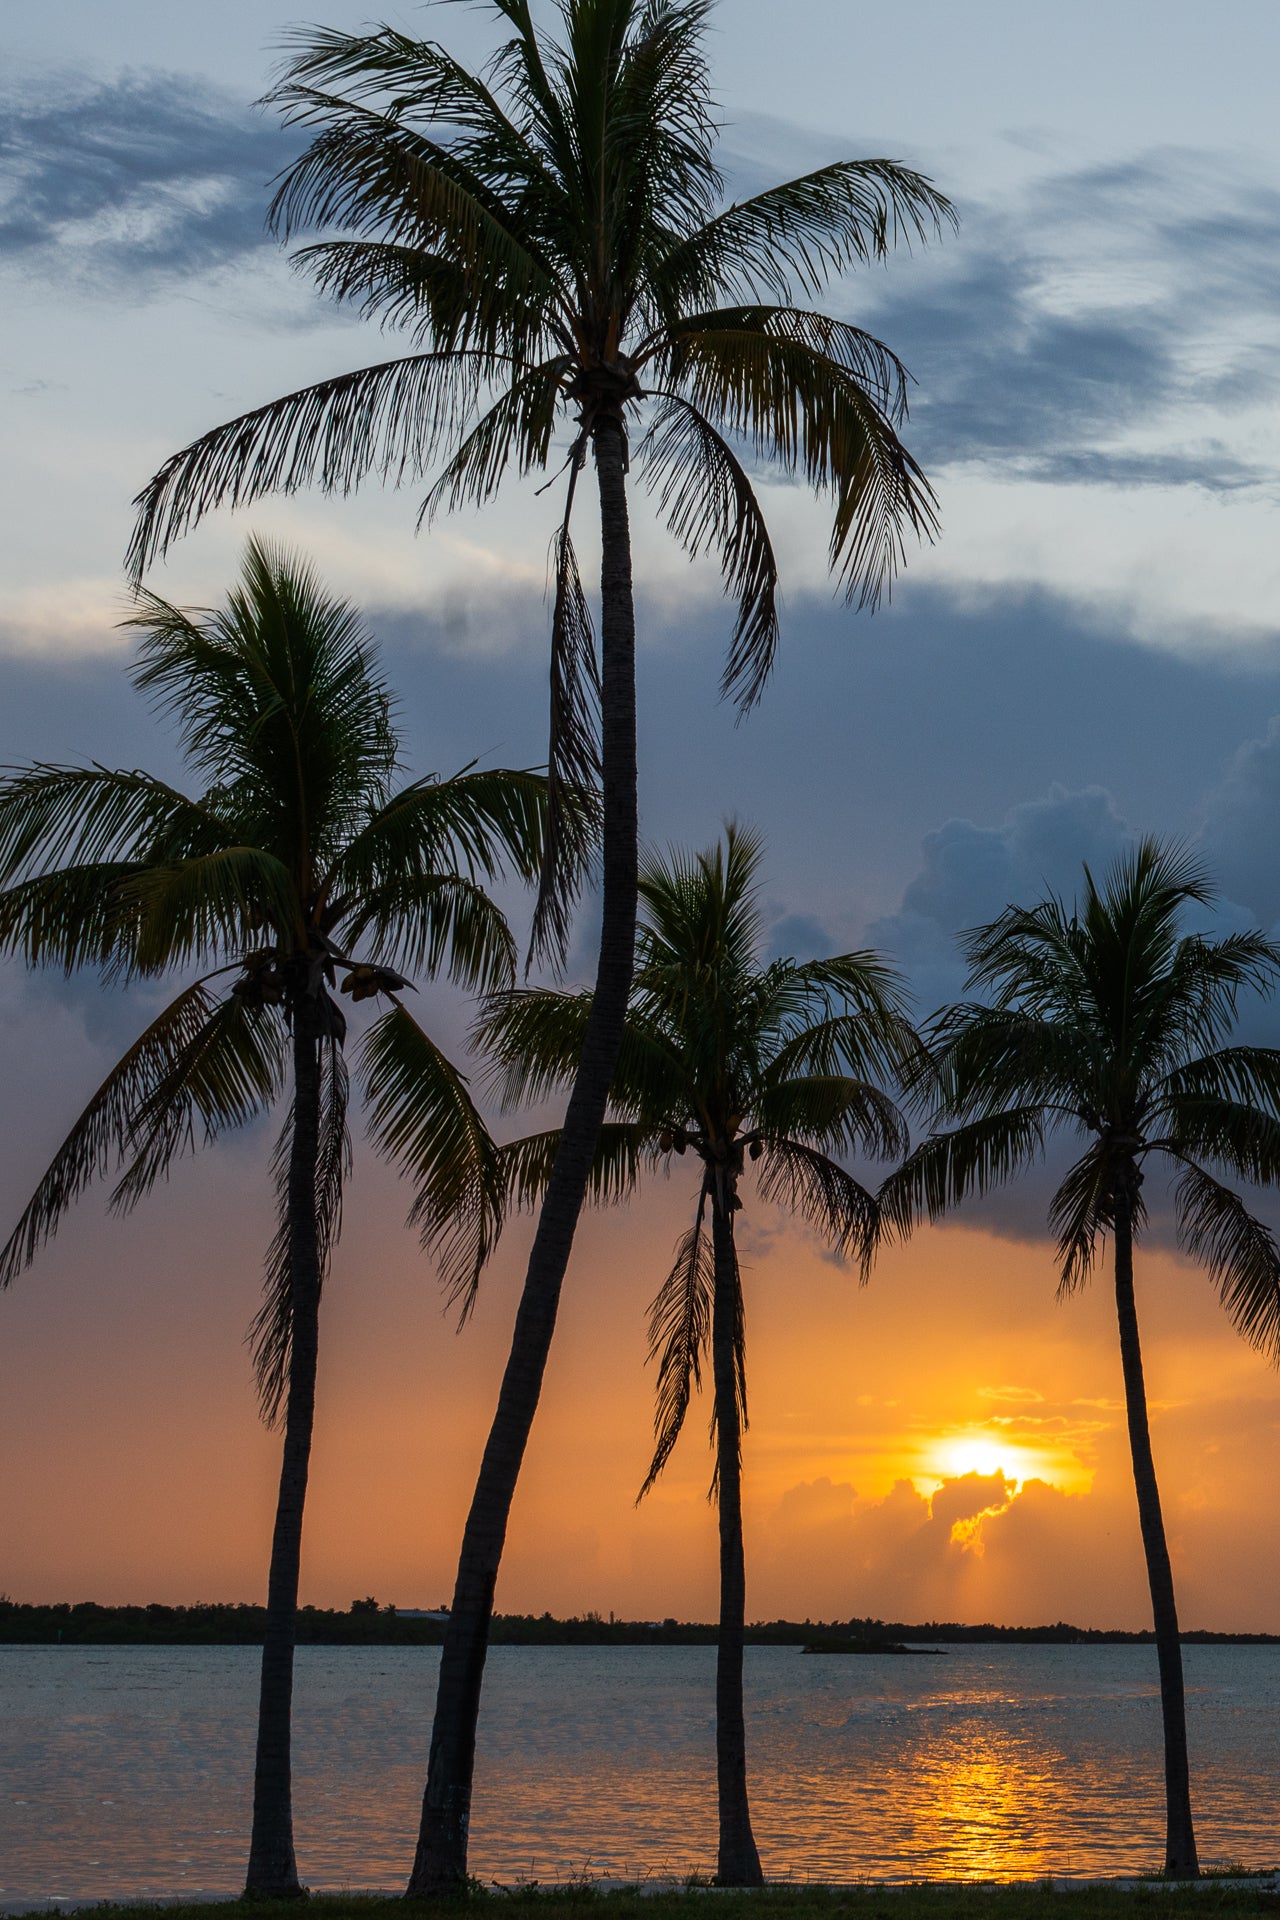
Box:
[11,1885,1277,1920]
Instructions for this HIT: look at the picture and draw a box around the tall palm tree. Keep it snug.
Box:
[880,839,1280,1879]
[472,825,919,1883]
[0,538,554,1898]
[126,4,952,1886]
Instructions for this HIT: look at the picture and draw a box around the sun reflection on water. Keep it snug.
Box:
[898,1733,1062,1880]
[2,1644,1277,1897]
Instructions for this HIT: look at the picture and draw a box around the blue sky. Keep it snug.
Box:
[4,2,1280,1620]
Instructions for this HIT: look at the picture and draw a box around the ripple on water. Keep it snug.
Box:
[0,1642,1277,1899]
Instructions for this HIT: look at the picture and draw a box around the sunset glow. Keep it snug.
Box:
[5,0,1280,1662]
[934,1434,1016,1484]
[923,1428,1094,1496]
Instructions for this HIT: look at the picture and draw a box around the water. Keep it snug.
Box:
[1,1642,1277,1903]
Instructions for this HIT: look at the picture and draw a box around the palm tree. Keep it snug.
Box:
[880,839,1280,1879]
[0,538,554,1898]
[126,5,952,1886]
[473,825,918,1883]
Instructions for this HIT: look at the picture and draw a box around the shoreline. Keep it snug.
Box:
[3,1875,1280,1917]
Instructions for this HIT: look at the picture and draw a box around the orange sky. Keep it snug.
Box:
[3,1077,1278,1631]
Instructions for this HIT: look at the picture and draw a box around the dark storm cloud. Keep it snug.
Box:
[0,68,299,284]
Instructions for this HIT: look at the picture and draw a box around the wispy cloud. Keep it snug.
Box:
[0,67,299,287]
[846,148,1280,497]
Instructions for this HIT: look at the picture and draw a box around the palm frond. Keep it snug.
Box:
[928,1003,1089,1126]
[474,984,684,1118]
[654,308,938,610]
[638,1180,713,1498]
[499,1121,648,1211]
[761,954,921,1086]
[266,92,565,323]
[753,1073,907,1162]
[1147,931,1280,1067]
[0,764,227,889]
[1159,1046,1280,1116]
[1174,1158,1280,1362]
[271,20,536,128]
[1047,1142,1114,1296]
[635,823,767,991]
[878,1108,1045,1239]
[655,160,954,310]
[0,981,265,1287]
[340,872,517,993]
[0,865,150,979]
[332,765,550,903]
[111,994,286,1213]
[604,0,721,298]
[755,1135,879,1277]
[249,1038,351,1425]
[127,542,397,829]
[358,1003,505,1321]
[419,358,572,522]
[127,353,491,577]
[637,393,779,712]
[123,846,301,973]
[1156,1093,1280,1188]
[531,461,602,967]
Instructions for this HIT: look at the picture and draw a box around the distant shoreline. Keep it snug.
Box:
[2,1600,1276,1647]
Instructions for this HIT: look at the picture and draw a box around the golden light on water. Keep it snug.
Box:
[899,1731,1065,1881]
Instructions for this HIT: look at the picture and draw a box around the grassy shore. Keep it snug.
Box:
[12,1884,1277,1920]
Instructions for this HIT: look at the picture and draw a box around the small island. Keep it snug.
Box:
[802,1637,945,1656]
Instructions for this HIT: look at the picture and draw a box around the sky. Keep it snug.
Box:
[3,1,1280,1630]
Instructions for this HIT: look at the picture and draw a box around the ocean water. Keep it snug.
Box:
[1,1642,1277,1904]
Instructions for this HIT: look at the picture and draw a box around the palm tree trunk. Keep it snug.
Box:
[245,999,325,1897]
[407,408,639,1896]
[710,1179,763,1887]
[1113,1185,1199,1878]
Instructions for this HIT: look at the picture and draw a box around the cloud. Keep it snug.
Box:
[1200,715,1280,926]
[755,1467,1154,1625]
[868,782,1136,1013]
[845,148,1280,497]
[0,68,299,286]
[928,1470,1015,1534]
[764,911,837,964]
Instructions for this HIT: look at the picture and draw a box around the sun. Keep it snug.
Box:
[937,1435,1012,1482]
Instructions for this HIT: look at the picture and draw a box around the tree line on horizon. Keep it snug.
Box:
[2,0,1279,1896]
[4,1598,1279,1648]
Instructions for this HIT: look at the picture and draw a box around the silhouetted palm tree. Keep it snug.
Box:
[0,539,552,1897]
[127,5,952,1885]
[474,824,918,1883]
[881,839,1280,1879]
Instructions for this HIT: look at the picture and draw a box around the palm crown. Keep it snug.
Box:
[480,823,921,1483]
[883,838,1280,1351]
[127,0,952,944]
[0,537,551,1337]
